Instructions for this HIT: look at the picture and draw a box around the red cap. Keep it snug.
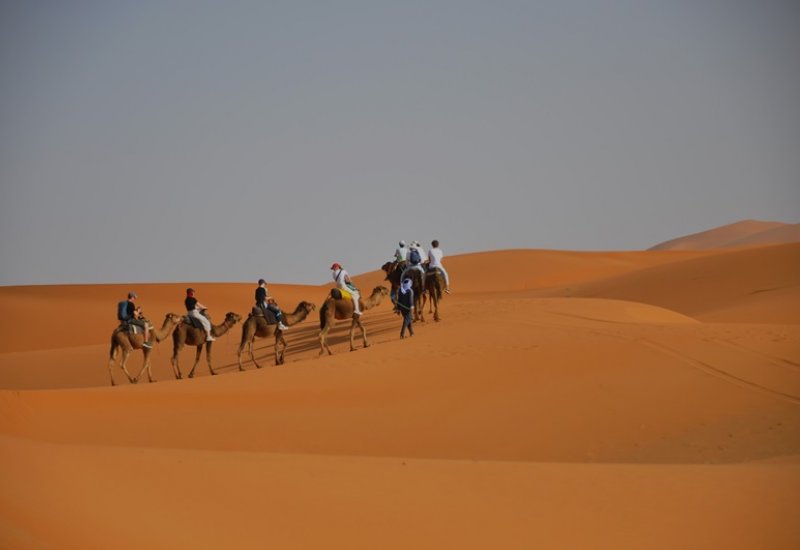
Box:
[330,263,341,270]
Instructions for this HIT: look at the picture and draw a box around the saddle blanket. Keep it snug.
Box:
[332,288,353,301]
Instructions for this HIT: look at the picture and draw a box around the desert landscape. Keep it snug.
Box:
[1,220,799,549]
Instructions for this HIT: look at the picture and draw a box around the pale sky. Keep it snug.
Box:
[1,0,798,286]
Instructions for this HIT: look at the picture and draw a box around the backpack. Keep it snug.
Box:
[117,300,130,322]
[409,248,421,265]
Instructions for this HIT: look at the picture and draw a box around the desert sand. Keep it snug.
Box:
[1,229,799,548]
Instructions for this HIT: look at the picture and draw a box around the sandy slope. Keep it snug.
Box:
[1,243,799,548]
[648,219,793,250]
[536,243,800,324]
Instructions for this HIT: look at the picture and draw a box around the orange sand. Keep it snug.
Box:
[1,233,799,548]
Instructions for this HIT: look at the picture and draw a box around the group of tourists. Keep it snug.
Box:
[116,239,451,344]
[390,239,451,339]
[393,239,451,293]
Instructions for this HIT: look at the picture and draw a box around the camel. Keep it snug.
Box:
[319,285,389,355]
[108,312,183,386]
[237,301,316,369]
[171,311,242,379]
[423,268,446,322]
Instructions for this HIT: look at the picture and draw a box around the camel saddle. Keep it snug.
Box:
[250,306,278,325]
[183,309,209,330]
[331,288,353,301]
[118,321,144,335]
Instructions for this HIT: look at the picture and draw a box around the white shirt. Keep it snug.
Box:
[332,268,349,289]
[428,247,444,268]
[395,246,408,261]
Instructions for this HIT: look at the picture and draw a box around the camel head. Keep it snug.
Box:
[166,312,183,325]
[381,261,394,278]
[300,301,316,313]
[372,286,389,297]
[224,312,242,325]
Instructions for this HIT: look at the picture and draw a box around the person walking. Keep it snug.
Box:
[396,278,414,338]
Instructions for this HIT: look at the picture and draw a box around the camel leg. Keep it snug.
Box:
[119,348,136,383]
[350,317,368,351]
[236,342,247,372]
[360,317,369,349]
[349,319,357,351]
[146,355,157,382]
[108,343,119,386]
[206,342,217,376]
[275,331,286,365]
[136,349,157,383]
[108,358,117,386]
[188,345,203,378]
[171,346,183,379]
[250,341,263,369]
[319,322,333,356]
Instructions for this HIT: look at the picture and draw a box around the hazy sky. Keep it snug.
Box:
[1,0,798,286]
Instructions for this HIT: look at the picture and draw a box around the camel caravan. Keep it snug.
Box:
[108,240,451,385]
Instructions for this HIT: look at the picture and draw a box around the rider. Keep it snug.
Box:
[255,278,289,331]
[427,239,451,294]
[121,291,152,348]
[400,241,426,287]
[394,240,408,263]
[331,262,361,316]
[185,288,215,342]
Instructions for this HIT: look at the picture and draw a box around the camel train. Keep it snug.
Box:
[109,261,446,385]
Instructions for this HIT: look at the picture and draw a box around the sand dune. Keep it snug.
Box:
[730,222,800,248]
[648,219,794,250]
[1,239,799,548]
[537,243,800,324]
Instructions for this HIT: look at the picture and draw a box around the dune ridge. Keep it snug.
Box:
[1,238,799,548]
[649,219,798,250]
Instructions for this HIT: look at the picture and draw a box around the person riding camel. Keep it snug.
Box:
[394,240,408,263]
[331,262,361,316]
[118,291,152,348]
[427,239,452,294]
[184,288,214,342]
[255,278,289,331]
[400,241,427,286]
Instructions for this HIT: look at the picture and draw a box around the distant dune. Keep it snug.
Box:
[1,230,799,549]
[537,243,800,324]
[649,219,798,250]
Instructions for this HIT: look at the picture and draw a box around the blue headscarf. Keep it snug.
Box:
[400,278,412,295]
